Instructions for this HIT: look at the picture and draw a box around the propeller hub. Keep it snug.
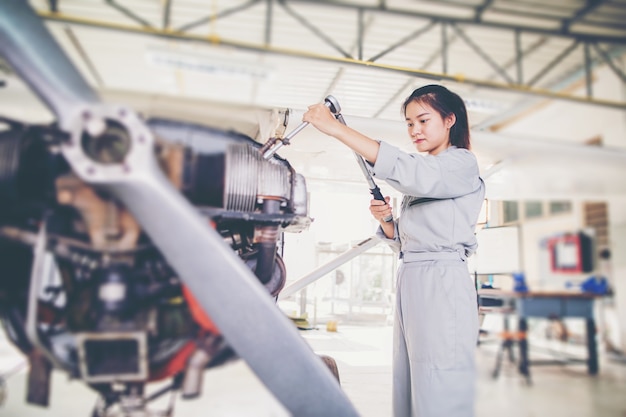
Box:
[81,119,132,164]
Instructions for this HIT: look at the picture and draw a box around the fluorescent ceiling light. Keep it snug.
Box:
[464,97,508,114]
[145,47,273,80]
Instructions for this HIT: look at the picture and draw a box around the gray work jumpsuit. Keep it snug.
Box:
[371,142,486,417]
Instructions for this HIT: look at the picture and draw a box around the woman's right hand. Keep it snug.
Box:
[369,197,392,223]
[302,102,342,137]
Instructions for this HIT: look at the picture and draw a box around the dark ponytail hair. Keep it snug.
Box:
[402,84,471,149]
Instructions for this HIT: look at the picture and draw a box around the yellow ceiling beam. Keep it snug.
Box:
[37,11,626,111]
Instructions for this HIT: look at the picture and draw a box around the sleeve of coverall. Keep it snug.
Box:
[370,141,481,198]
[375,223,401,254]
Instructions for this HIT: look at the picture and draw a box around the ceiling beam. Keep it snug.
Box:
[105,0,154,29]
[282,0,626,44]
[162,0,172,31]
[176,0,261,33]
[36,10,626,111]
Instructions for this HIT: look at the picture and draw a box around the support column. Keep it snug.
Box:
[608,199,626,352]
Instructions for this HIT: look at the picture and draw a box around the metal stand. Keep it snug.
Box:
[278,235,381,300]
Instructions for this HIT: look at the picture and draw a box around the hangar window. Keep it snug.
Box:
[502,201,519,224]
[550,201,572,215]
[500,200,572,224]
[524,201,543,218]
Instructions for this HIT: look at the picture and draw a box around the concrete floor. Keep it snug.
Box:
[1,321,626,417]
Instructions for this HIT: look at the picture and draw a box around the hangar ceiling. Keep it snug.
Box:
[1,0,626,200]
[17,0,626,120]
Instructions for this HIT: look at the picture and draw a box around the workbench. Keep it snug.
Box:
[478,289,598,383]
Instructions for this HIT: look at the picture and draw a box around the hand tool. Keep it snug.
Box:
[261,100,333,160]
[324,95,393,223]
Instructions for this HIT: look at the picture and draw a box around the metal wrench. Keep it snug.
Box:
[324,95,394,223]
[261,99,334,160]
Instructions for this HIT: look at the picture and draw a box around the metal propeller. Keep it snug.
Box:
[0,2,359,416]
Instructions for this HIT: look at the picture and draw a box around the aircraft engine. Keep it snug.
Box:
[0,115,311,412]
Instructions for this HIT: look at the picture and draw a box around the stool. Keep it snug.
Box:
[492,319,532,385]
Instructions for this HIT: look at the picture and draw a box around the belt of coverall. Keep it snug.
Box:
[400,250,465,262]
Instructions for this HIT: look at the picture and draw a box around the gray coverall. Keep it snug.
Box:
[371,142,486,417]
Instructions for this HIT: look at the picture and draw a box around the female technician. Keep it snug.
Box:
[303,84,485,417]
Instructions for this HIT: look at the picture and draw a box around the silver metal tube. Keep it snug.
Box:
[181,348,211,399]
[262,101,333,159]
[335,110,393,223]
[262,121,309,159]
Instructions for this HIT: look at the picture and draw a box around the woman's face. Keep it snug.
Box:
[405,100,455,155]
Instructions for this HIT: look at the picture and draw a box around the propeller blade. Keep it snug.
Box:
[0,0,99,129]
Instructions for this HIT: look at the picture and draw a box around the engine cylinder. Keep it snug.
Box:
[224,143,290,211]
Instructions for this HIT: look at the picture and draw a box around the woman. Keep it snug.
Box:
[303,84,485,417]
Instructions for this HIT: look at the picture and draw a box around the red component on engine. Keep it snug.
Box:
[149,340,196,381]
[182,285,220,335]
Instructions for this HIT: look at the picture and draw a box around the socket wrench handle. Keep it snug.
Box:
[324,95,341,115]
[327,95,393,223]
[369,186,393,223]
